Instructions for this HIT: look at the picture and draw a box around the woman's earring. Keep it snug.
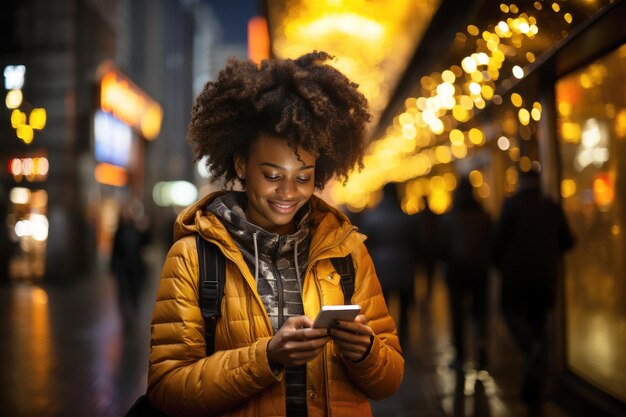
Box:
[237,172,244,180]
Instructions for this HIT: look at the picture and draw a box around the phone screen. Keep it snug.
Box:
[312,305,361,328]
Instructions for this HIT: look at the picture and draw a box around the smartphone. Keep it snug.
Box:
[312,305,361,328]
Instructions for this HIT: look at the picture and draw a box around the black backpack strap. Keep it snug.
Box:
[330,254,355,305]
[196,234,225,356]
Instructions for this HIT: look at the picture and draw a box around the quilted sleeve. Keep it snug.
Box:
[147,236,282,417]
[341,241,405,400]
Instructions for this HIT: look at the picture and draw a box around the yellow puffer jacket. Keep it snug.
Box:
[148,192,404,417]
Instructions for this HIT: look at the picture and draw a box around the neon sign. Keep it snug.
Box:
[99,64,162,140]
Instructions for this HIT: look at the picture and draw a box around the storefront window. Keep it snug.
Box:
[7,187,48,281]
[556,42,626,402]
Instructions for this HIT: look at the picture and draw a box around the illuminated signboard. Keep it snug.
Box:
[97,62,162,140]
[94,110,132,168]
[94,162,128,187]
[8,157,49,182]
[248,17,270,64]
[4,65,25,90]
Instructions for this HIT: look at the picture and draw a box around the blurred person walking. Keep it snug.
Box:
[412,195,439,308]
[359,183,417,347]
[439,176,493,371]
[493,169,574,416]
[110,199,150,330]
[0,181,11,281]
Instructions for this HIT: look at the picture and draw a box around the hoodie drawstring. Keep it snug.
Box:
[253,232,259,287]
[294,239,303,296]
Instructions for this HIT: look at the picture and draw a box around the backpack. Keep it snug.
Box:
[124,234,356,417]
[196,233,356,355]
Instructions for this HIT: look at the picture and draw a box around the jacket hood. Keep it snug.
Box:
[173,191,227,240]
[173,191,363,260]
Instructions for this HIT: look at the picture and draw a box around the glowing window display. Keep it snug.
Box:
[93,110,132,168]
[556,42,626,402]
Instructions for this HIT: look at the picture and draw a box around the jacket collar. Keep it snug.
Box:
[206,192,311,257]
[174,191,363,262]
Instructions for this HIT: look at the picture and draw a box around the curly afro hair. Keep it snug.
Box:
[187,51,371,189]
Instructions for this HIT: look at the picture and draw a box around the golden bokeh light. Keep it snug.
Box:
[442,69,456,83]
[497,136,510,150]
[467,25,480,36]
[267,0,441,122]
[29,108,47,130]
[451,143,468,159]
[468,128,485,145]
[324,0,584,211]
[17,124,34,144]
[5,89,23,109]
[505,166,518,193]
[435,146,452,163]
[469,170,484,187]
[443,173,457,191]
[461,56,478,73]
[615,109,626,138]
[531,107,541,121]
[11,109,26,128]
[429,189,451,214]
[518,108,531,125]
[519,156,532,172]
[478,183,491,199]
[561,179,576,198]
[449,129,464,146]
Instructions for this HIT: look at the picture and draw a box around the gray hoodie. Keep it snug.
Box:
[207,192,311,415]
[207,192,311,331]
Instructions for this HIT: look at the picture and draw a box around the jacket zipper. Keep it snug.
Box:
[205,224,356,415]
[247,287,257,342]
[309,226,357,417]
[208,243,273,337]
[312,266,332,417]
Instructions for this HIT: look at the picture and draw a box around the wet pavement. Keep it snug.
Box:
[0,244,571,417]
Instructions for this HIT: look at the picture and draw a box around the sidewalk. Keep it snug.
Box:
[0,247,160,417]
[372,273,571,417]
[0,246,571,417]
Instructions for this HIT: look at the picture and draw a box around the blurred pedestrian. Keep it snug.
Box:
[0,180,11,281]
[493,169,574,415]
[359,183,418,347]
[412,195,439,307]
[145,51,403,417]
[110,199,150,330]
[439,176,493,371]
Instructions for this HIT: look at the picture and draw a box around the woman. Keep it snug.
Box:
[147,51,404,417]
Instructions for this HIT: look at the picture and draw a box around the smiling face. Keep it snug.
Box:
[234,134,316,235]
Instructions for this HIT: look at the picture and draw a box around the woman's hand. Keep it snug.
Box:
[328,314,374,362]
[267,316,330,367]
